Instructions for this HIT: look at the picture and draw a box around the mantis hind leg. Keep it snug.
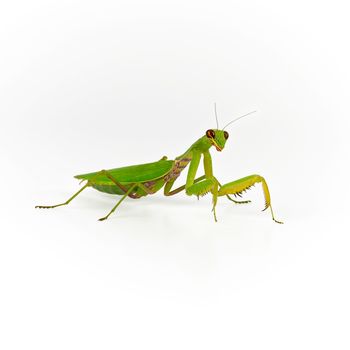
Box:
[35,183,90,209]
[35,169,140,210]
[218,174,283,224]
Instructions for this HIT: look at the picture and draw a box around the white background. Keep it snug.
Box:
[1,0,350,349]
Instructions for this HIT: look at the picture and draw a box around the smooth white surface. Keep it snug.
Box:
[1,1,349,349]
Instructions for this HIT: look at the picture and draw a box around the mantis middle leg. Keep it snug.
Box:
[98,184,138,221]
[164,175,206,196]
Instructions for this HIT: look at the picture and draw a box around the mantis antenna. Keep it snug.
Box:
[214,102,219,129]
[222,110,257,130]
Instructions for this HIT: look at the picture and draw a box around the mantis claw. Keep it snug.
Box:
[227,197,251,205]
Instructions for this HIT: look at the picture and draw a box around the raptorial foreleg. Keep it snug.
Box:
[186,178,219,221]
[218,174,283,224]
[183,150,220,221]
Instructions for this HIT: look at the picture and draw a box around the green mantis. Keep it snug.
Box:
[36,107,283,223]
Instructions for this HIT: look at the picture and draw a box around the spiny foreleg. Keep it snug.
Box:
[186,178,219,221]
[218,174,283,224]
[216,180,251,205]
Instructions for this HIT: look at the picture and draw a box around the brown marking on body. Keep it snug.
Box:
[164,157,192,182]
[143,181,156,192]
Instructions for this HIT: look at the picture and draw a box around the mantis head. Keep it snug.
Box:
[205,129,229,152]
[207,104,256,151]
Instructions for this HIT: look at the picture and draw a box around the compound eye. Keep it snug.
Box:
[206,129,215,139]
[224,131,229,140]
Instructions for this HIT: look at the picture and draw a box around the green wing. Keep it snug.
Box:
[74,159,174,184]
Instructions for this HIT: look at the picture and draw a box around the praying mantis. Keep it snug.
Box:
[36,106,283,223]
